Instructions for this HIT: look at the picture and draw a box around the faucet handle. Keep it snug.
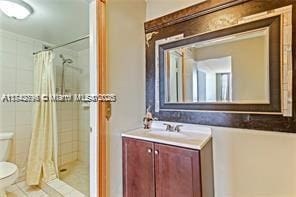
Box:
[163,123,174,131]
[175,125,183,132]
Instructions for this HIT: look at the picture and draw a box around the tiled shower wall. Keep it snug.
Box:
[56,48,90,166]
[0,29,39,180]
[0,29,89,180]
[54,48,80,167]
[77,49,90,164]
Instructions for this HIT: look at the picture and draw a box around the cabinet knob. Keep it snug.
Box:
[147,148,152,153]
[155,150,159,155]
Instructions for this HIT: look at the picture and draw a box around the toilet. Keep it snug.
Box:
[0,133,18,197]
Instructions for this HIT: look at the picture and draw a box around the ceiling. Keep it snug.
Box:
[146,0,207,21]
[0,0,90,51]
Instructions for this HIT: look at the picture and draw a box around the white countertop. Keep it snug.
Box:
[122,121,212,150]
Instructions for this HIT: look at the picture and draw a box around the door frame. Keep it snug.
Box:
[89,0,108,196]
[97,0,108,197]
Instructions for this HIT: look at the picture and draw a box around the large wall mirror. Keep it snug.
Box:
[159,16,281,113]
[165,28,269,104]
[146,1,294,132]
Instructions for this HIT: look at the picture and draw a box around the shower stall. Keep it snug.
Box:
[54,38,90,196]
[0,0,93,196]
[31,36,91,195]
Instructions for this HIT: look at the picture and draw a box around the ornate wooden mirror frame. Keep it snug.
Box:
[159,16,281,113]
[145,0,295,133]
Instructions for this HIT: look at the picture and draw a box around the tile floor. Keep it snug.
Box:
[59,161,89,196]
[6,179,85,197]
[4,161,89,197]
[6,181,48,197]
[46,179,85,197]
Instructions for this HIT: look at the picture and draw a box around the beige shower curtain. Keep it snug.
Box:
[26,51,58,185]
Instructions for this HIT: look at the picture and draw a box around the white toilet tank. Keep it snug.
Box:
[0,132,14,162]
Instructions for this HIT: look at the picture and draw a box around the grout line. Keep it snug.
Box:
[15,183,29,197]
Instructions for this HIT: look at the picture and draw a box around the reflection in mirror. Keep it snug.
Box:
[165,28,270,104]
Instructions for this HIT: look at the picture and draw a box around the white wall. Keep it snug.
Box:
[107,1,146,197]
[146,0,206,21]
[212,127,296,197]
[145,2,296,197]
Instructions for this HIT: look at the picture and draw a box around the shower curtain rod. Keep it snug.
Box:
[33,35,90,55]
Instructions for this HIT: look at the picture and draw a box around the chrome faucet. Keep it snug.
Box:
[163,123,183,132]
[174,125,183,132]
[164,123,174,132]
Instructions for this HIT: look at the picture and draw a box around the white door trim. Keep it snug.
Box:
[89,1,98,196]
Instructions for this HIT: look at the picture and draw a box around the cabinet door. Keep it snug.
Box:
[123,137,155,197]
[155,144,201,197]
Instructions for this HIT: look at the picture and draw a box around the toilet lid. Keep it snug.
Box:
[0,162,17,179]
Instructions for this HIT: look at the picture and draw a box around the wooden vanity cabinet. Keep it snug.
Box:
[122,137,214,197]
[122,137,155,197]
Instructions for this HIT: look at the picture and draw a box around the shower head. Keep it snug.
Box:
[59,54,82,73]
[64,59,73,64]
[60,54,73,64]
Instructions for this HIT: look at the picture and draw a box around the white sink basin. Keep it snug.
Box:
[122,122,212,150]
[149,130,187,138]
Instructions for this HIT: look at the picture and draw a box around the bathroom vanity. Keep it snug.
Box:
[122,122,214,197]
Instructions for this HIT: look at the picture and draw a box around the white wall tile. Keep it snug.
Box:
[0,36,17,53]
[17,41,36,57]
[16,83,33,94]
[0,52,17,68]
[15,103,33,112]
[15,138,30,155]
[72,141,78,152]
[0,29,17,40]
[60,131,73,144]
[0,124,15,133]
[0,67,16,89]
[59,120,73,132]
[0,102,15,112]
[72,130,78,141]
[16,111,32,125]
[17,55,34,71]
[0,110,15,130]
[72,151,78,161]
[61,142,73,154]
[15,125,32,140]
[61,153,73,164]
[61,110,73,122]
[16,69,33,85]
[72,120,78,131]
[15,153,27,169]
